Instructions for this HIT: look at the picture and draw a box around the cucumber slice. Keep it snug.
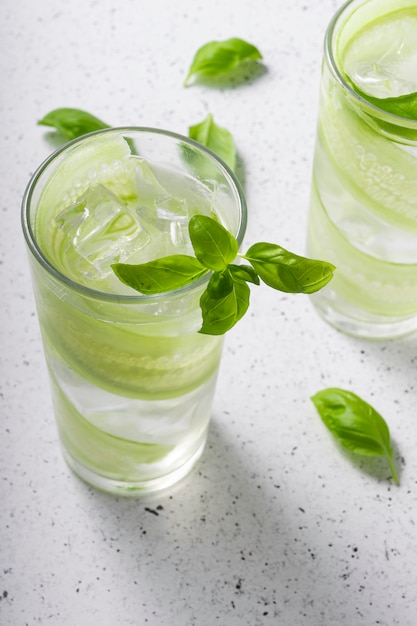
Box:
[319,76,417,228]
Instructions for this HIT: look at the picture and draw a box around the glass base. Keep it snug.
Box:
[310,292,417,340]
[60,437,207,497]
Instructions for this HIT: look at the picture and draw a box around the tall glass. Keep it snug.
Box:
[22,127,247,495]
[307,0,417,339]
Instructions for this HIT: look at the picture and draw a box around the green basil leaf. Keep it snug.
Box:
[346,79,417,140]
[348,81,417,121]
[206,268,234,298]
[184,37,263,86]
[228,263,260,285]
[199,273,250,335]
[189,215,238,271]
[311,388,399,485]
[38,108,110,140]
[189,114,236,172]
[243,242,335,293]
[112,255,207,294]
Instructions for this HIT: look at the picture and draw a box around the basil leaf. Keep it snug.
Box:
[311,388,399,485]
[228,263,260,285]
[189,215,238,271]
[346,80,417,140]
[189,114,236,172]
[112,255,207,294]
[184,37,263,86]
[199,273,250,335]
[243,243,335,293]
[206,268,234,298]
[348,80,417,121]
[38,108,110,140]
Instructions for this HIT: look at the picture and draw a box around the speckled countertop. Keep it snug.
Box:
[1,0,417,624]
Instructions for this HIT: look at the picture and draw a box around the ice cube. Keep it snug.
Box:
[131,156,173,211]
[135,202,190,255]
[56,184,150,279]
[55,197,89,242]
[351,61,416,99]
[344,15,417,98]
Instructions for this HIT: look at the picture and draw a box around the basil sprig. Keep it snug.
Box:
[38,108,110,140]
[311,388,399,485]
[112,215,335,335]
[184,37,263,86]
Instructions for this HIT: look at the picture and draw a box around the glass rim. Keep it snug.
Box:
[324,0,417,130]
[22,125,248,303]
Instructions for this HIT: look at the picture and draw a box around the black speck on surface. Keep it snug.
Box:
[145,507,160,516]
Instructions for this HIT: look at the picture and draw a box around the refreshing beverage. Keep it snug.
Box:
[307,0,417,338]
[22,128,246,495]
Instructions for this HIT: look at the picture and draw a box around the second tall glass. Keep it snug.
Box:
[307,0,417,339]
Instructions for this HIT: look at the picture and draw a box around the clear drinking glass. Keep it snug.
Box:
[307,0,417,339]
[22,127,247,495]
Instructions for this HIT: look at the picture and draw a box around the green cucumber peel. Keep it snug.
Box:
[311,387,399,485]
[113,215,335,335]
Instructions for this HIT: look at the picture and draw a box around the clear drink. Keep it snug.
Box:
[22,128,246,495]
[307,0,417,339]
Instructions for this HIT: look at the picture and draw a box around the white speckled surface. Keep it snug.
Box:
[1,0,417,624]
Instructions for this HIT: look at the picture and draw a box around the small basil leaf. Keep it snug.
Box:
[112,255,207,294]
[184,37,263,86]
[311,388,399,485]
[206,269,234,298]
[199,275,250,335]
[38,108,110,140]
[228,263,260,285]
[345,80,417,140]
[189,113,236,172]
[189,215,238,271]
[348,81,417,121]
[243,242,335,293]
